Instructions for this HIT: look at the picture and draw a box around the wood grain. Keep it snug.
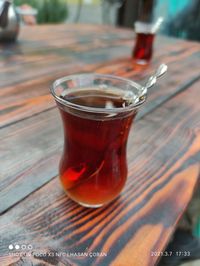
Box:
[0,75,199,266]
[1,60,200,214]
[0,26,200,210]
[0,25,200,266]
[1,25,200,128]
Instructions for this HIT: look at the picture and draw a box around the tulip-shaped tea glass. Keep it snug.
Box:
[50,74,145,208]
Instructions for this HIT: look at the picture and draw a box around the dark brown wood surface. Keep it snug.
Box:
[0,24,200,266]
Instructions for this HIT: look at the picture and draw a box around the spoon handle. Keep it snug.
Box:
[155,63,168,78]
[146,63,168,89]
[137,63,168,102]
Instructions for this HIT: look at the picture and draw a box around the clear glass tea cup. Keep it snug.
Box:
[50,74,145,208]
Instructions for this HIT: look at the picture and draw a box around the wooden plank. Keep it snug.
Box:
[1,25,200,128]
[0,49,200,213]
[0,78,199,266]
[0,41,132,88]
[0,109,62,213]
[0,25,134,89]
[0,24,197,78]
[1,44,200,128]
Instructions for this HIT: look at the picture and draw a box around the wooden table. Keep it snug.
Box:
[0,24,200,266]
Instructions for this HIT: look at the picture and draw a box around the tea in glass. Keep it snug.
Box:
[133,32,155,64]
[50,74,145,207]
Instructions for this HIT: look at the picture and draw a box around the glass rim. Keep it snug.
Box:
[50,73,145,114]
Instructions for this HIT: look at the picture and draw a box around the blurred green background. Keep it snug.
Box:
[15,0,69,23]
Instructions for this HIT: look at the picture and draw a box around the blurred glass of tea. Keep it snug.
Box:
[133,18,163,64]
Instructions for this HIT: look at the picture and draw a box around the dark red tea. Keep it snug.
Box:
[133,32,155,63]
[57,88,137,207]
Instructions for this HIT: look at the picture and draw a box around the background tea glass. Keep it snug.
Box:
[50,74,145,208]
[133,18,163,64]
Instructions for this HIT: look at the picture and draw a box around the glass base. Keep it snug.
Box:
[134,59,150,65]
[61,186,105,208]
[60,177,121,208]
[77,201,104,208]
